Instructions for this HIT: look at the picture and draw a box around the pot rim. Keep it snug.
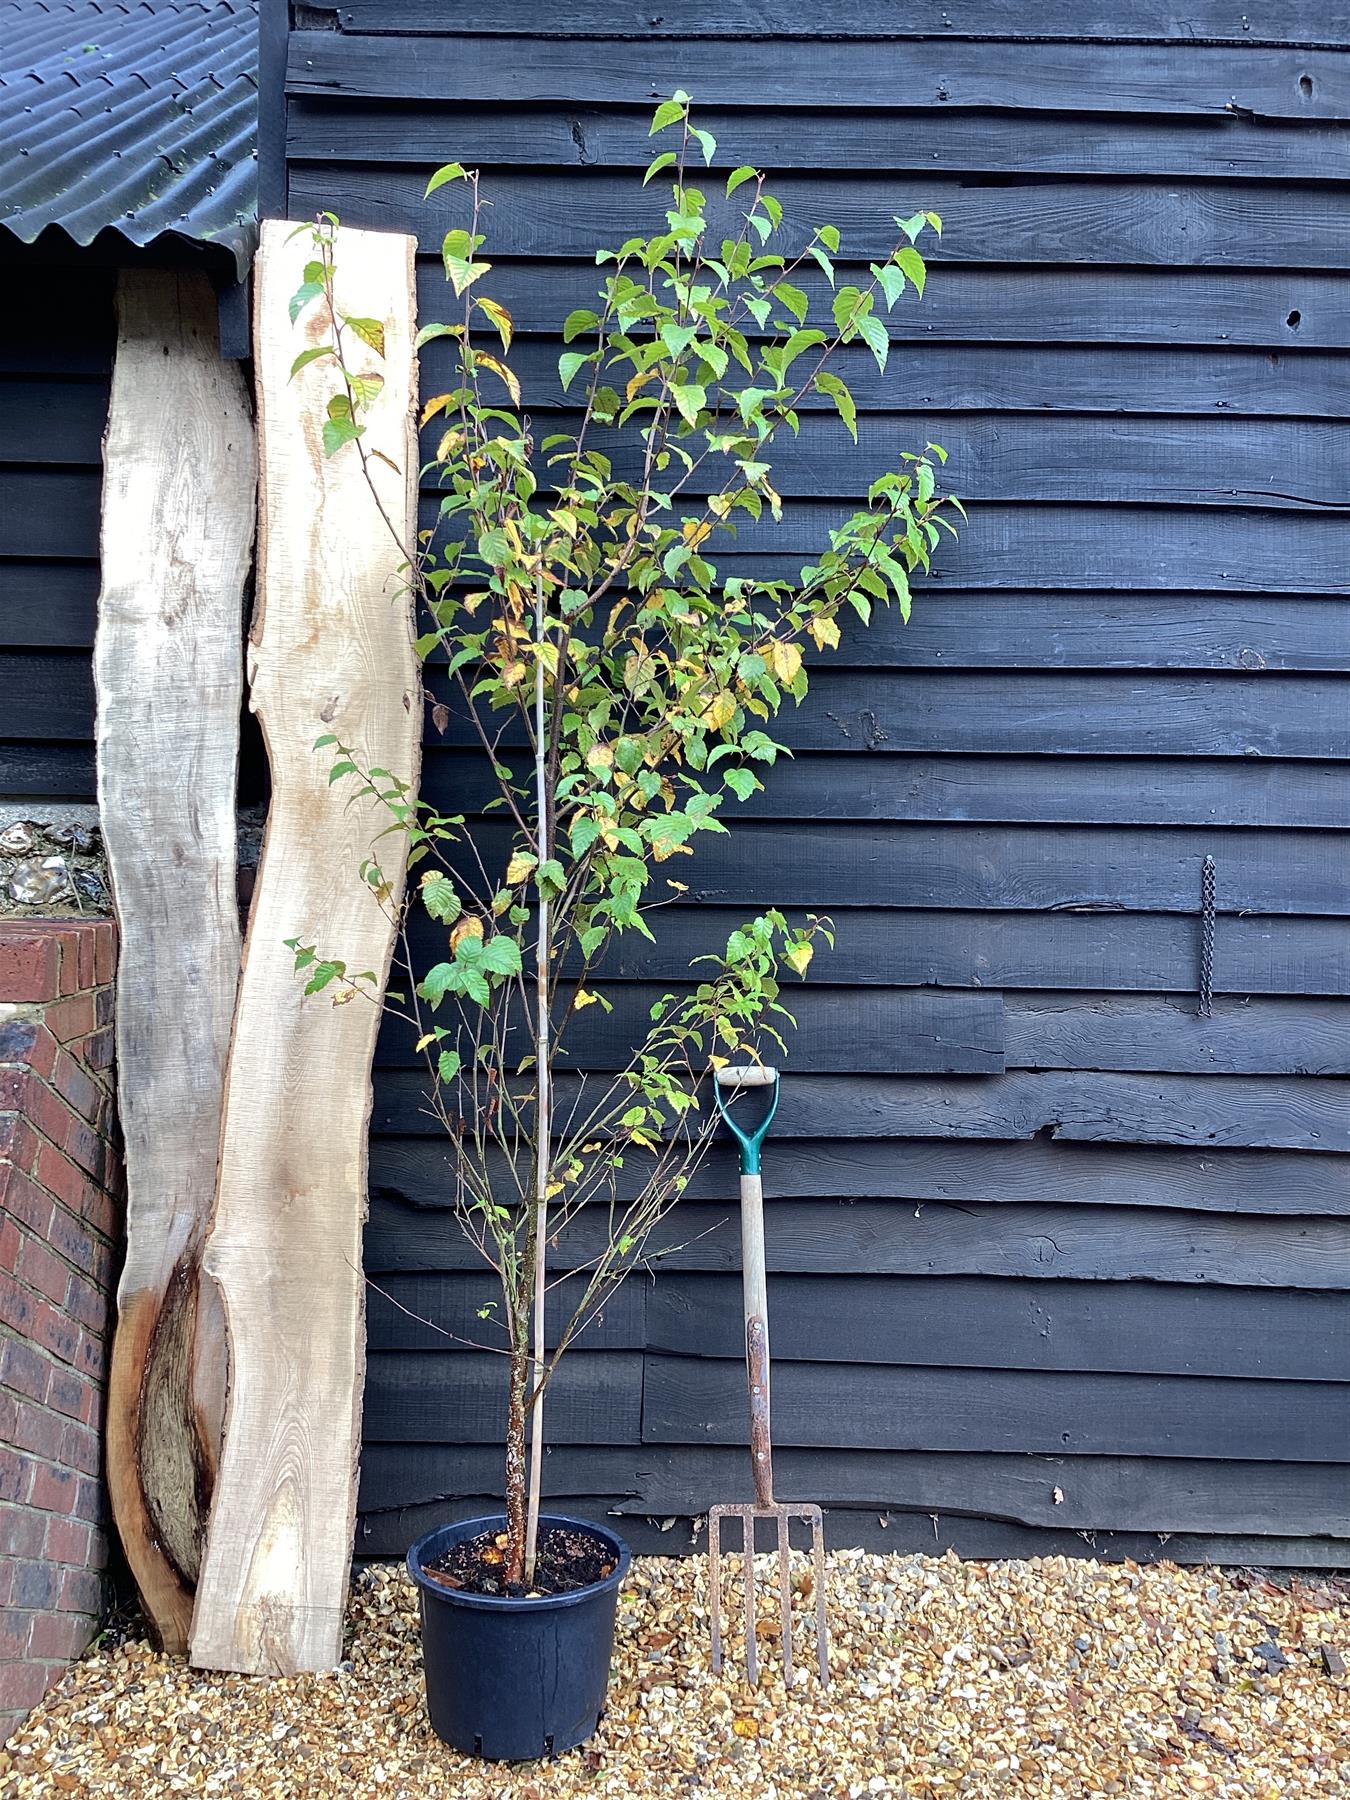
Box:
[406,1512,632,1613]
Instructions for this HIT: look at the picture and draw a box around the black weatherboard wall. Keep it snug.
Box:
[276,5,1350,1565]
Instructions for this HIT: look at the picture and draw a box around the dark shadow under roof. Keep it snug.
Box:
[0,0,258,278]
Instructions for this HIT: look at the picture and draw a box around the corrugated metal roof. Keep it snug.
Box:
[0,0,258,276]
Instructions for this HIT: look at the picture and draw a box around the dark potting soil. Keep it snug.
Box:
[423,1525,617,1599]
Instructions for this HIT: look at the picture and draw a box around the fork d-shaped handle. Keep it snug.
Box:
[714,1070,780,1176]
[747,1316,775,1508]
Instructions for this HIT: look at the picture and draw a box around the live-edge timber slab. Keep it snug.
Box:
[97,269,254,1653]
[191,221,421,1675]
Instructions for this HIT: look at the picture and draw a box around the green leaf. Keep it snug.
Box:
[690,127,717,166]
[726,165,757,196]
[474,296,514,351]
[874,262,906,309]
[815,370,857,443]
[479,936,523,977]
[671,382,706,427]
[643,151,677,186]
[321,417,363,457]
[420,873,461,923]
[858,312,889,374]
[773,281,808,324]
[817,224,841,253]
[661,322,698,359]
[288,280,323,324]
[289,345,334,379]
[649,98,687,134]
[436,1048,462,1083]
[414,321,465,350]
[562,308,600,342]
[894,245,927,297]
[424,162,466,197]
[725,768,758,801]
[558,350,592,392]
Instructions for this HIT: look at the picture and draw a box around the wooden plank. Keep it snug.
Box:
[430,673,1350,762]
[287,36,1349,118]
[358,1443,1350,1540]
[642,1356,1350,1461]
[1004,993,1350,1075]
[293,165,1350,267]
[434,338,1350,422]
[424,749,1350,828]
[320,2,1344,45]
[0,565,99,649]
[0,471,100,558]
[426,816,1350,912]
[292,102,1350,184]
[366,1193,1350,1287]
[0,276,114,375]
[366,1271,646,1352]
[417,263,1350,350]
[369,1133,1350,1217]
[191,221,421,1677]
[418,411,1350,511]
[364,1351,643,1444]
[398,907,1348,1000]
[2,378,109,465]
[353,1497,1350,1568]
[0,744,95,799]
[427,501,1350,594]
[376,984,1006,1075]
[95,269,254,1654]
[647,1273,1350,1379]
[374,1067,1349,1151]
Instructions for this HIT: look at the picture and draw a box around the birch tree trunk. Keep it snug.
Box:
[97,268,254,1653]
[190,222,421,1674]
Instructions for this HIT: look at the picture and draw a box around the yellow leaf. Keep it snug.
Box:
[665,879,689,892]
[420,393,457,426]
[682,518,712,547]
[475,295,514,352]
[701,690,736,731]
[808,615,841,651]
[332,987,356,1006]
[586,742,615,769]
[501,659,528,687]
[436,427,465,461]
[451,916,484,950]
[477,352,521,406]
[784,940,814,976]
[574,989,601,1010]
[652,839,693,863]
[768,640,803,684]
[415,1032,437,1052]
[548,508,578,539]
[505,851,538,885]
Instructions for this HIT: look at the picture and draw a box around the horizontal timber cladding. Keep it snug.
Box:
[292,106,1350,185]
[357,1445,1350,1542]
[366,1193,1350,1289]
[372,1070,1349,1151]
[418,264,1350,349]
[420,265,1350,350]
[423,751,1350,826]
[293,168,1350,267]
[286,9,1350,1561]
[288,38,1347,118]
[368,1136,1350,1216]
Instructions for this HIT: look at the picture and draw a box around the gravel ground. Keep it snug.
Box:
[3,1549,1348,1798]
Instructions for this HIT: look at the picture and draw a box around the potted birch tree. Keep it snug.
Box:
[287,95,961,1759]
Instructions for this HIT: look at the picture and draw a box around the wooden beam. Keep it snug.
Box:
[96,269,254,1652]
[190,220,420,1675]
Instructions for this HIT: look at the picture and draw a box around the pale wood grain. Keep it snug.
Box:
[96,269,254,1653]
[190,221,420,1675]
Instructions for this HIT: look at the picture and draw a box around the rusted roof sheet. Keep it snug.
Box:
[0,0,257,275]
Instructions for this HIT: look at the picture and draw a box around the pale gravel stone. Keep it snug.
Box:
[2,1552,1348,1798]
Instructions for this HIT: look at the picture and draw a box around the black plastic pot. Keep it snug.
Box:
[406,1513,631,1761]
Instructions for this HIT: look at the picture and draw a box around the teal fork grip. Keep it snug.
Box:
[714,1071,780,1175]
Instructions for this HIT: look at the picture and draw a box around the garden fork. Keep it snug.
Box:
[707,1065,828,1687]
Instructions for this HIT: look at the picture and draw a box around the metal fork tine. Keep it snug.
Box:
[709,1508,724,1676]
[743,1514,758,1688]
[777,1515,794,1686]
[812,1508,829,1685]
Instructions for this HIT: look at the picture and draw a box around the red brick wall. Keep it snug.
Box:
[0,920,121,1739]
